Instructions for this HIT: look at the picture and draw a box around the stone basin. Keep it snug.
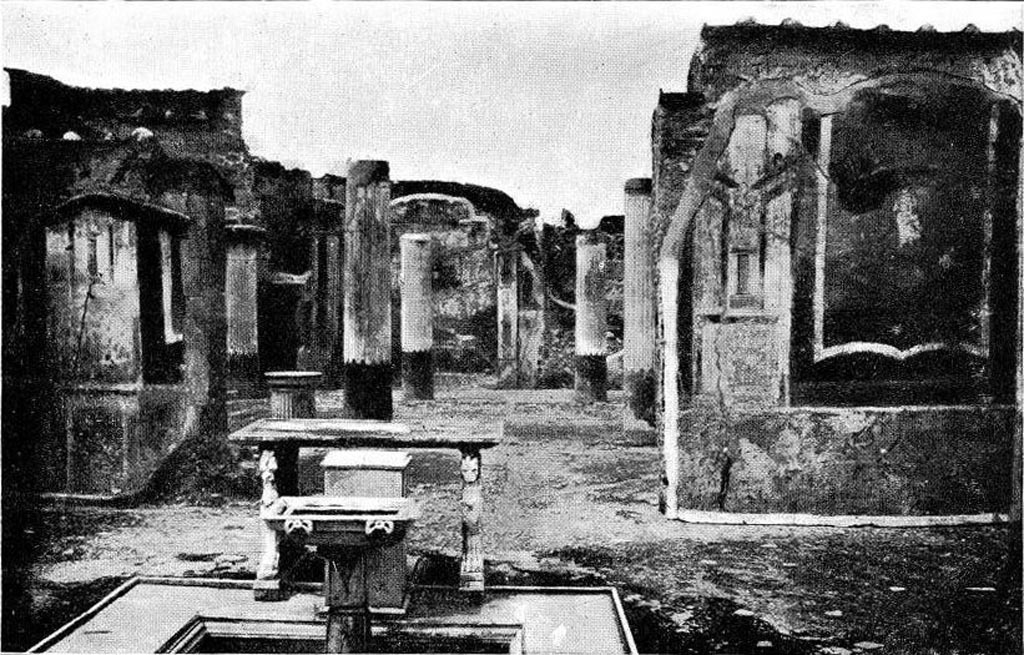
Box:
[262,496,417,547]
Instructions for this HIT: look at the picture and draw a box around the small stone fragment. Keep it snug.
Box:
[888,586,905,592]
[853,641,883,650]
[825,609,843,617]
[760,542,779,549]
[756,640,773,648]
[699,559,718,566]
[733,608,755,616]
[965,586,996,592]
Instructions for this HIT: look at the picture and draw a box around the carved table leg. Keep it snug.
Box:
[254,449,286,601]
[459,448,485,592]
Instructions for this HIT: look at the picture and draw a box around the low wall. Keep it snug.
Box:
[677,404,1016,515]
[47,384,189,495]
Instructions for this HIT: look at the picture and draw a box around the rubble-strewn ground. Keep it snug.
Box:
[5,380,1021,654]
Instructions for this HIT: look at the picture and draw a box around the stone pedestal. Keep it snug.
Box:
[322,450,410,611]
[267,371,321,420]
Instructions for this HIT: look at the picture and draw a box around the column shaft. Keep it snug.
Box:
[400,234,434,400]
[495,248,519,388]
[623,178,656,425]
[343,161,393,420]
[575,231,607,403]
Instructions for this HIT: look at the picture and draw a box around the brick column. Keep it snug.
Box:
[343,161,392,420]
[575,231,607,403]
[400,233,434,400]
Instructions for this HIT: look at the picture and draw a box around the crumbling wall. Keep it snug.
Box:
[3,70,233,496]
[692,24,1023,103]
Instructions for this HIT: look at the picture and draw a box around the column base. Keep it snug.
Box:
[401,350,434,401]
[624,368,658,427]
[459,570,485,593]
[575,354,608,403]
[343,361,394,420]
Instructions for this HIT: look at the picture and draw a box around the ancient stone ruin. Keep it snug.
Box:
[1,69,601,498]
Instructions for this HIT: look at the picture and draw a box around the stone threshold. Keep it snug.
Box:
[671,509,1010,528]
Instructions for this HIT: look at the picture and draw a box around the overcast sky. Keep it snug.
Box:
[3,2,1021,226]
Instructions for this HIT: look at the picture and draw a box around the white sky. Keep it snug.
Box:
[3,2,1021,226]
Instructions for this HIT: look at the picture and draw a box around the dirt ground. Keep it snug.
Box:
[5,380,1021,654]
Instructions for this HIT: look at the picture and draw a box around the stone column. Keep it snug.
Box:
[400,234,434,400]
[267,371,321,420]
[311,228,344,387]
[495,247,519,388]
[517,251,545,389]
[623,178,656,426]
[343,161,393,420]
[575,231,607,403]
[1013,101,1023,524]
[225,224,265,397]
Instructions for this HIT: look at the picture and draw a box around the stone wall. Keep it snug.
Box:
[677,403,1015,515]
[3,70,233,495]
[389,194,497,373]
